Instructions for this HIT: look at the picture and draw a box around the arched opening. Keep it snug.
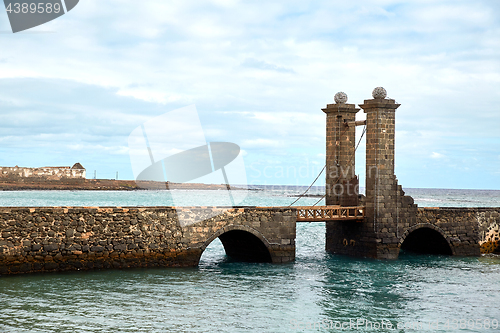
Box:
[216,230,272,263]
[199,238,227,264]
[400,228,452,255]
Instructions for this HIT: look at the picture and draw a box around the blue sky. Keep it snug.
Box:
[0,0,499,189]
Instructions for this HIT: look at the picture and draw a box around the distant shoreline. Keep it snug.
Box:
[0,179,245,191]
[1,180,498,192]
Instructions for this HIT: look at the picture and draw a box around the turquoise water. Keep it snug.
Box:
[0,189,500,332]
[0,189,316,207]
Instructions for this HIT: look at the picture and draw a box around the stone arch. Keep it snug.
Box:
[399,223,454,255]
[200,225,273,263]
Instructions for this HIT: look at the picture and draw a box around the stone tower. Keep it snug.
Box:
[325,87,417,259]
[359,87,417,259]
[322,92,360,207]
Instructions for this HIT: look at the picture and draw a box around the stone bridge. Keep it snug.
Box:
[1,88,499,275]
[0,206,295,275]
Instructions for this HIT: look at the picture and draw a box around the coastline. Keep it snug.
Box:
[0,179,242,191]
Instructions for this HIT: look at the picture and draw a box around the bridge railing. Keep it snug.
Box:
[295,205,365,222]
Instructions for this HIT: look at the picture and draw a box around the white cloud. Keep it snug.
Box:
[242,139,283,149]
[116,89,185,104]
[0,0,499,187]
[430,152,445,159]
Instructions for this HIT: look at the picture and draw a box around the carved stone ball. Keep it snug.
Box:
[372,87,387,99]
[334,91,348,104]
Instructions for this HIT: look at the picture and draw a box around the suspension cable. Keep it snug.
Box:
[308,124,367,207]
[287,165,326,207]
[286,121,350,207]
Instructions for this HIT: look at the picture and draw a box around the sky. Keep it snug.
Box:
[0,0,499,189]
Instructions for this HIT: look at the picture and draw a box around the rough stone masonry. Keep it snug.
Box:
[0,206,296,275]
[324,88,493,259]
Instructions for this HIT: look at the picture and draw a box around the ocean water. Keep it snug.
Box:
[0,188,499,332]
[1,187,499,208]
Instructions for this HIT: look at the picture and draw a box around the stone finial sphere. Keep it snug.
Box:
[334,91,348,104]
[372,87,387,99]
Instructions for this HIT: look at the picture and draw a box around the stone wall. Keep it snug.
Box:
[407,208,481,256]
[326,206,498,258]
[0,164,86,181]
[0,206,296,275]
[414,207,499,255]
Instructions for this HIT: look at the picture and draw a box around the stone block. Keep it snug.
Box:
[43,244,58,252]
[90,246,104,252]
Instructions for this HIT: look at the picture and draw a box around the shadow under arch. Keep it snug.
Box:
[400,224,453,255]
[200,225,273,263]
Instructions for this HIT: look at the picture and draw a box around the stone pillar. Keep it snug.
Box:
[322,92,360,207]
[359,87,416,259]
[360,87,399,220]
[323,92,362,256]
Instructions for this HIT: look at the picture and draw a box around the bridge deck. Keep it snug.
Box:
[294,205,365,222]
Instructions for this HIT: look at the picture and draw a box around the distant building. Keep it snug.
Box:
[0,163,86,180]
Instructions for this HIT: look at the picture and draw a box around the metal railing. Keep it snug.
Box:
[295,205,365,222]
